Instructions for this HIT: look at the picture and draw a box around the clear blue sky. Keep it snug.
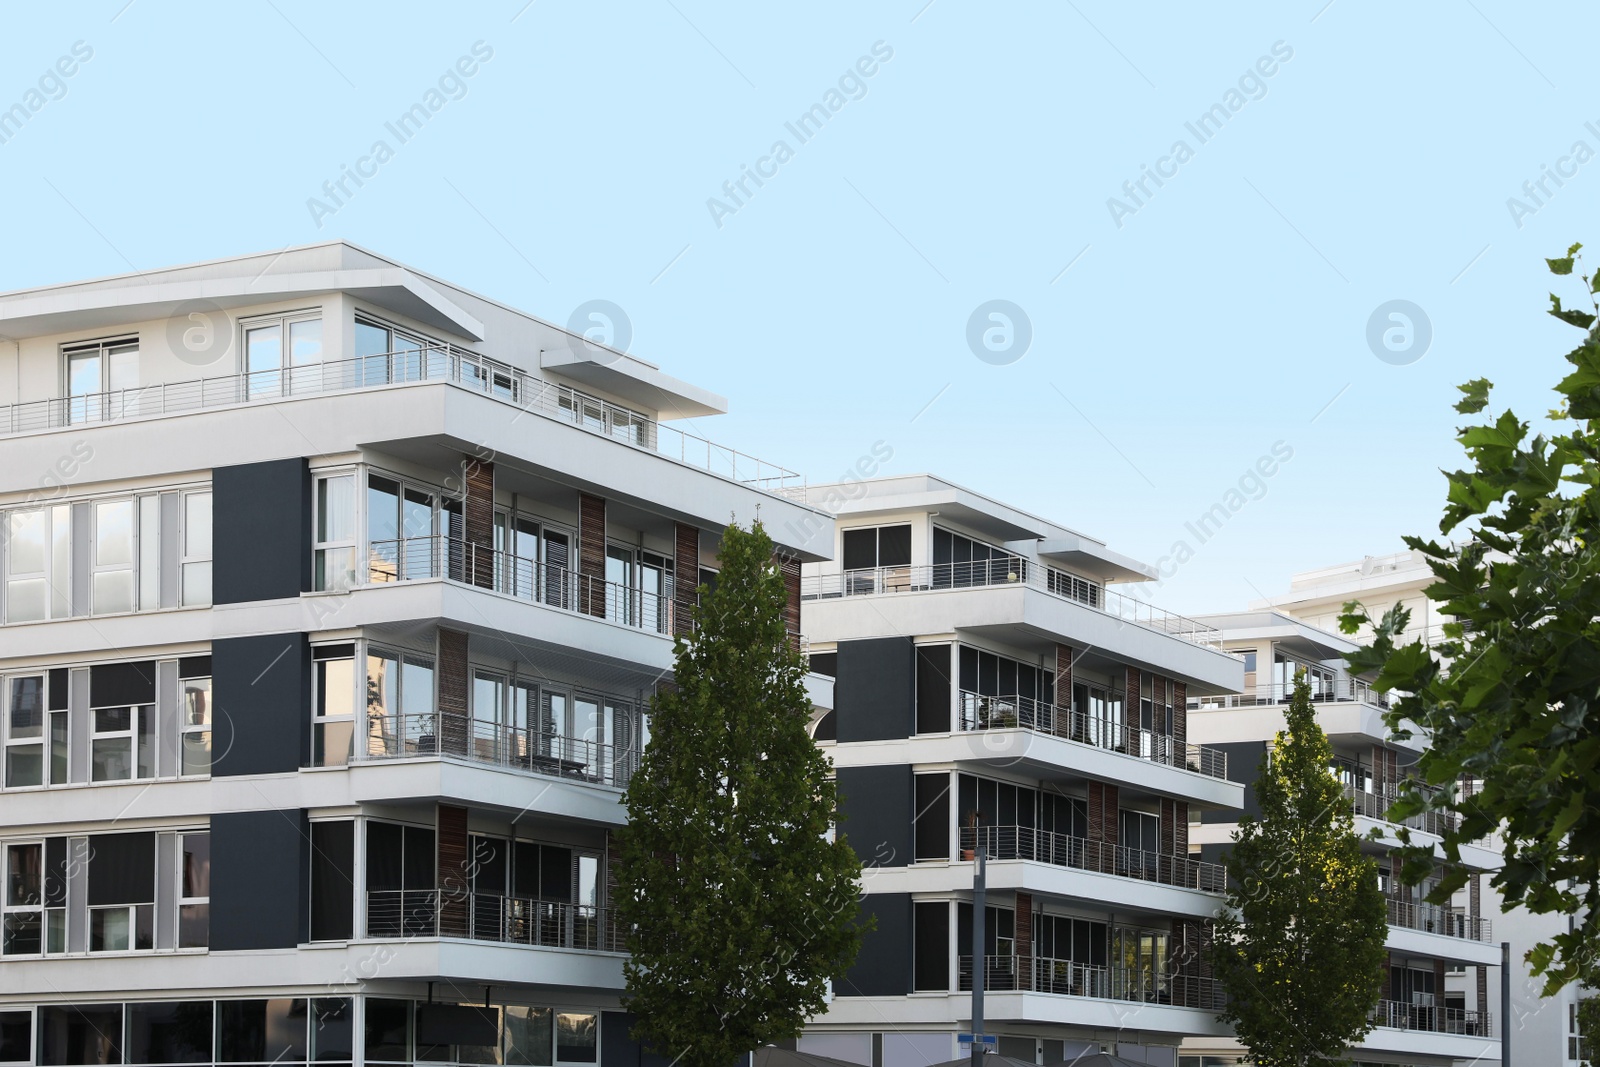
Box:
[2,2,1592,615]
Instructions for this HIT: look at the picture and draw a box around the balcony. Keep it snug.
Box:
[1189,679,1390,710]
[365,891,624,952]
[958,691,1228,780]
[363,535,674,637]
[1346,784,1458,836]
[1370,998,1491,1038]
[0,347,804,496]
[958,955,1223,1012]
[960,825,1226,894]
[1387,898,1491,942]
[801,562,1222,651]
[355,711,638,788]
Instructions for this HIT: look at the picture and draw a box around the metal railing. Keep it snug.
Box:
[1387,897,1491,942]
[959,824,1226,894]
[365,536,675,636]
[1370,998,1491,1037]
[365,890,623,952]
[1188,678,1391,710]
[800,563,1223,650]
[357,711,638,786]
[1345,784,1458,836]
[957,955,1223,1010]
[956,691,1228,779]
[0,347,804,495]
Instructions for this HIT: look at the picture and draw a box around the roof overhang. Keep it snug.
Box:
[539,343,727,419]
[1034,535,1157,583]
[0,268,485,342]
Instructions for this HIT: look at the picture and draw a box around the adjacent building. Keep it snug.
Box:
[1181,609,1502,1067]
[0,243,832,1067]
[793,475,1246,1067]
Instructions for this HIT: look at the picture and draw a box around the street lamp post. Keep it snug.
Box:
[970,810,986,1067]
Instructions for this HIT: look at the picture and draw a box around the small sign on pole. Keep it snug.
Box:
[957,1035,997,1057]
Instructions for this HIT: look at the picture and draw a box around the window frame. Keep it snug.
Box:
[313,470,359,591]
[4,504,69,623]
[177,830,209,950]
[1,840,43,957]
[62,335,139,423]
[89,700,155,784]
[241,310,324,398]
[89,496,138,616]
[179,489,213,606]
[3,675,46,790]
[311,644,358,767]
[180,675,212,777]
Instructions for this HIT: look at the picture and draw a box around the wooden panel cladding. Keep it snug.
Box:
[437,804,470,935]
[1125,666,1141,747]
[1087,781,1118,872]
[1014,891,1033,991]
[773,551,801,650]
[437,628,470,756]
[579,493,606,618]
[463,457,495,589]
[674,523,699,636]
[1160,798,1176,856]
[1173,801,1189,855]
[1172,681,1187,746]
[1054,645,1074,738]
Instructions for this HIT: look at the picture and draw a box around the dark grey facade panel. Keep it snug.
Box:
[211,809,307,950]
[599,1011,679,1067]
[836,637,915,743]
[836,764,912,869]
[212,634,310,777]
[835,892,911,998]
[214,459,311,604]
[1201,741,1269,823]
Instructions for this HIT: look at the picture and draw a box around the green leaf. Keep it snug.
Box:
[1455,377,1492,414]
[1549,257,1576,276]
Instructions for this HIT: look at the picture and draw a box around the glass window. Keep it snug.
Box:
[181,678,211,776]
[3,842,42,955]
[216,999,308,1063]
[92,499,137,615]
[6,675,45,788]
[505,1006,552,1066]
[313,648,356,767]
[554,1013,596,1064]
[91,704,154,783]
[38,1003,123,1066]
[126,1001,212,1064]
[246,314,321,395]
[64,338,138,423]
[181,491,213,606]
[0,1011,31,1063]
[311,998,353,1062]
[6,505,70,623]
[364,999,411,1063]
[179,832,209,949]
[246,323,283,397]
[314,474,358,591]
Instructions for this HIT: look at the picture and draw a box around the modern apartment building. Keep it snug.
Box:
[1252,554,1583,1065]
[0,244,833,1067]
[792,475,1247,1067]
[1181,608,1503,1067]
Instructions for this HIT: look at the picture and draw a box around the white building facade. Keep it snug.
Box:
[0,243,831,1067]
[793,475,1246,1067]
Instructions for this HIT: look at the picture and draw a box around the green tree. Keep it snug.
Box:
[1341,243,1600,993]
[1212,674,1388,1067]
[613,521,866,1067]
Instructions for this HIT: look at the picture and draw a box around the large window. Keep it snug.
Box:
[312,645,356,766]
[181,668,212,777]
[367,473,438,583]
[309,821,354,942]
[366,822,437,938]
[2,842,41,956]
[314,474,358,591]
[91,499,136,615]
[64,336,138,423]
[933,527,1023,588]
[87,832,155,952]
[841,524,912,593]
[4,675,45,788]
[356,316,438,386]
[244,313,322,398]
[181,490,213,606]
[365,648,435,757]
[91,702,154,783]
[178,832,210,949]
[5,505,69,623]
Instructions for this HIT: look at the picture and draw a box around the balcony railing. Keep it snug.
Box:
[356,711,638,787]
[1387,897,1491,942]
[959,824,1226,894]
[365,890,624,952]
[364,536,674,637]
[1345,784,1458,836]
[0,347,804,495]
[1370,998,1492,1037]
[799,563,1223,650]
[957,691,1228,779]
[958,955,1223,1011]
[1188,679,1391,710]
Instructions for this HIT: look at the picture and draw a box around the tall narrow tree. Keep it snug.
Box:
[613,521,866,1067]
[1213,673,1388,1067]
